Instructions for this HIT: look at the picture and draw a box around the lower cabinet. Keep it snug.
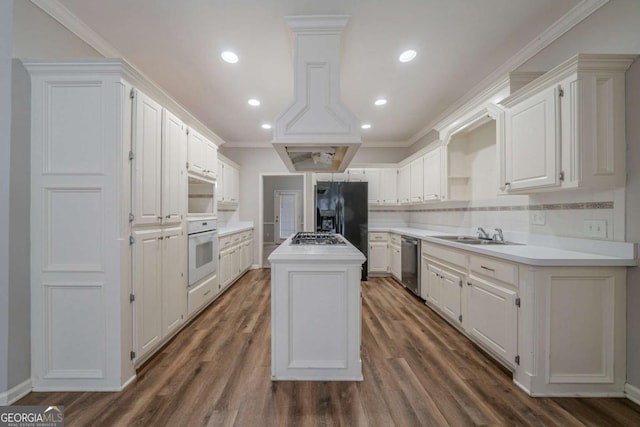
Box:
[465,274,517,367]
[187,273,217,316]
[219,229,253,290]
[133,225,187,362]
[389,234,402,280]
[368,232,389,274]
[421,255,465,327]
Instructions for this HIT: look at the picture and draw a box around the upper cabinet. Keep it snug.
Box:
[410,158,424,203]
[132,90,187,226]
[347,168,380,205]
[217,156,240,207]
[499,54,636,193]
[187,128,217,182]
[398,164,411,204]
[422,147,442,202]
[379,169,398,205]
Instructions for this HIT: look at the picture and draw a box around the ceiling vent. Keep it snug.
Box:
[272,15,361,172]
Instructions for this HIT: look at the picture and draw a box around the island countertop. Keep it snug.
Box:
[268,234,366,263]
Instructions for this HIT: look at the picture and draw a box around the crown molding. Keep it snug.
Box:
[30,0,226,147]
[408,0,610,144]
[223,139,411,149]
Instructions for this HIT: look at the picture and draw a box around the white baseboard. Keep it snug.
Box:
[250,264,260,270]
[0,379,32,405]
[626,382,640,405]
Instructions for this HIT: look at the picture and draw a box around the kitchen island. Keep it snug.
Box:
[268,233,366,381]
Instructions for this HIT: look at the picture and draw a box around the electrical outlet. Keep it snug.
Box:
[583,220,607,239]
[530,211,546,225]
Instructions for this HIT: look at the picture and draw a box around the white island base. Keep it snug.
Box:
[269,237,366,381]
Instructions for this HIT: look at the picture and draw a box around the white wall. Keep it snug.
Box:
[12,0,101,58]
[0,0,14,401]
[351,146,408,164]
[406,129,440,156]
[625,57,640,390]
[8,59,31,392]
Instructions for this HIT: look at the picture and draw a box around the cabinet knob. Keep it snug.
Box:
[166,215,171,219]
[157,216,163,220]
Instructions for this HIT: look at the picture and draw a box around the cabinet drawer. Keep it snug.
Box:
[422,242,468,269]
[187,274,216,316]
[390,234,402,245]
[240,230,253,241]
[369,232,388,242]
[219,235,234,249]
[469,254,517,286]
[231,232,242,243]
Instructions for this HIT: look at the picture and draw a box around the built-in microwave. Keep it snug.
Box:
[188,175,216,216]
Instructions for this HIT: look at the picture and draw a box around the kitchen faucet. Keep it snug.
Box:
[477,227,491,240]
[493,228,504,243]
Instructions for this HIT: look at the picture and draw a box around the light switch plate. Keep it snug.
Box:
[530,211,546,225]
[584,220,607,239]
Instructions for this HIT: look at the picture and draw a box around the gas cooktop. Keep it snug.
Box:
[290,232,346,245]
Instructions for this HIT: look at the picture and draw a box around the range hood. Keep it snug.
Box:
[272,15,361,173]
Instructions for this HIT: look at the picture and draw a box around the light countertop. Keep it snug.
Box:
[218,221,254,237]
[268,235,366,263]
[369,226,637,267]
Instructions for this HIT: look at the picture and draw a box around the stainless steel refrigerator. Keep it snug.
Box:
[315,181,368,280]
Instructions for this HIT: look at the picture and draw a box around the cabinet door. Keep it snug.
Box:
[220,247,235,287]
[223,162,238,203]
[216,160,225,202]
[379,169,398,205]
[366,169,380,205]
[187,128,207,177]
[162,110,187,225]
[423,147,442,201]
[424,263,441,307]
[368,241,388,273]
[202,139,218,179]
[132,90,162,226]
[504,86,560,191]
[242,240,252,271]
[390,244,401,280]
[410,158,424,203]
[347,168,367,181]
[439,268,462,324]
[231,166,239,203]
[398,164,410,204]
[162,226,187,336]
[133,228,163,359]
[466,274,517,366]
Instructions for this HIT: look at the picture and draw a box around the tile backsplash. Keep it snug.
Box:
[370,188,626,241]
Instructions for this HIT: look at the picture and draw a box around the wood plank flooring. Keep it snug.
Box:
[16,269,640,426]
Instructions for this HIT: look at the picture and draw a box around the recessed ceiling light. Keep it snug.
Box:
[221,51,239,63]
[261,123,272,130]
[248,98,261,107]
[361,123,371,129]
[374,98,387,106]
[399,50,417,63]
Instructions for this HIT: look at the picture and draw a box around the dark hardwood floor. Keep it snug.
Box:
[17,269,640,426]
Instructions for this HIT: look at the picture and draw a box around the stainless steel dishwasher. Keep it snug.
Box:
[401,235,420,297]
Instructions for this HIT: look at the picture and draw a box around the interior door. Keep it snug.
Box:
[275,190,301,242]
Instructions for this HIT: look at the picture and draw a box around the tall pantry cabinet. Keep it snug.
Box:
[25,59,190,391]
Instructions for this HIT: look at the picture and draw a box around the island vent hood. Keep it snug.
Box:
[272,15,361,173]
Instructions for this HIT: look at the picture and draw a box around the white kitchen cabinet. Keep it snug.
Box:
[422,261,440,306]
[347,168,367,181]
[500,54,634,193]
[368,232,389,274]
[421,253,465,327]
[503,85,559,192]
[133,226,187,360]
[133,228,163,360]
[218,157,240,206]
[187,273,217,317]
[379,169,398,205]
[466,274,517,367]
[187,128,217,182]
[348,168,380,205]
[162,109,187,225]
[410,158,424,203]
[389,235,401,280]
[219,229,253,289]
[132,90,163,226]
[422,147,442,201]
[398,165,410,204]
[161,226,187,336]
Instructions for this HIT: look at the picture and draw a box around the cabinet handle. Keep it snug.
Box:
[157,216,163,220]
[166,215,171,219]
[480,265,495,272]
[158,236,164,240]
[504,182,510,188]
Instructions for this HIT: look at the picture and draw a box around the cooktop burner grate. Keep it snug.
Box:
[290,232,346,245]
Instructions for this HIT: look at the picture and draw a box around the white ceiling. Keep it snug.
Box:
[54,0,582,146]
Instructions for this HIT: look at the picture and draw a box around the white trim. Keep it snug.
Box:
[0,379,32,405]
[29,0,226,148]
[223,140,413,149]
[626,382,640,405]
[409,0,610,144]
[120,374,137,391]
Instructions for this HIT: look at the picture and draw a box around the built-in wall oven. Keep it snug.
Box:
[188,217,218,286]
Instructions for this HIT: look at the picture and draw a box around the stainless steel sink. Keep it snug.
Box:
[433,235,522,245]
